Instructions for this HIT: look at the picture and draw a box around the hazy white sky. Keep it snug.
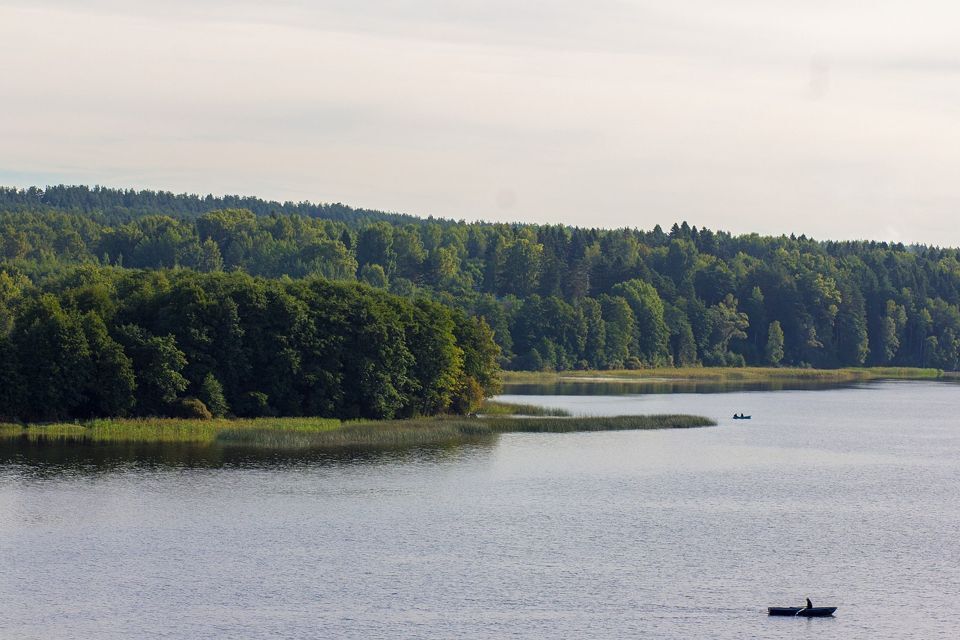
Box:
[3,1,960,244]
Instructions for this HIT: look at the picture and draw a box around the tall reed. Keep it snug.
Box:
[0,414,714,449]
[1,417,342,444]
[480,401,571,416]
[503,366,943,384]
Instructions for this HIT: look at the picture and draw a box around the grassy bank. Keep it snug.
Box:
[502,366,943,384]
[0,413,714,449]
[0,417,342,445]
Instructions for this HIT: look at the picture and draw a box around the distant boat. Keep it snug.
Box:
[768,606,837,617]
[732,414,751,420]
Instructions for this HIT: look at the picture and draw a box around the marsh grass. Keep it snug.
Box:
[480,401,571,417]
[216,418,487,448]
[0,422,35,436]
[214,414,713,448]
[503,366,942,384]
[1,417,342,444]
[482,414,714,433]
[0,413,713,449]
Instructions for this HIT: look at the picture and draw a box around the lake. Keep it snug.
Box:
[2,380,959,639]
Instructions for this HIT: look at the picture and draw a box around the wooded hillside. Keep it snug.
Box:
[2,186,959,392]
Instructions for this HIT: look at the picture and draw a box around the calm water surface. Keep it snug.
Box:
[2,381,960,639]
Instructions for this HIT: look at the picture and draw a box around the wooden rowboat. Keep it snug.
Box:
[768,606,836,617]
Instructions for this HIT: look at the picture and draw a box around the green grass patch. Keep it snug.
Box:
[215,414,714,448]
[216,418,482,449]
[1,417,342,444]
[0,413,713,449]
[502,366,943,384]
[480,401,571,417]
[481,414,714,433]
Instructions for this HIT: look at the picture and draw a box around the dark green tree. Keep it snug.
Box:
[116,325,188,415]
[766,320,785,365]
[198,373,230,417]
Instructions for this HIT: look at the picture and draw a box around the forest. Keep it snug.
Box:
[1,185,960,421]
[0,268,500,423]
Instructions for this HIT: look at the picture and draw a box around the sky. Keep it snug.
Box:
[3,1,960,245]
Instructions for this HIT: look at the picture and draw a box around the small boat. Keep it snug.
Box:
[732,415,751,420]
[768,606,837,617]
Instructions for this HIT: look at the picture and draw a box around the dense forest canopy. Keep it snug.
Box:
[0,185,419,225]
[2,184,960,421]
[0,268,501,422]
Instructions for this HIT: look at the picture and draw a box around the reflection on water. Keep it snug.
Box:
[0,378,927,474]
[3,380,960,640]
[0,437,496,476]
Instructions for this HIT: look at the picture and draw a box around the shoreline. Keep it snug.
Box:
[502,366,944,384]
[0,413,716,450]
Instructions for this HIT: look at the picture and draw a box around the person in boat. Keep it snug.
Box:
[805,597,813,609]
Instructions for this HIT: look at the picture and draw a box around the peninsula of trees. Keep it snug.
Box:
[1,185,959,420]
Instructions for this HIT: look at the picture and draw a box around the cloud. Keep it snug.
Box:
[2,1,960,245]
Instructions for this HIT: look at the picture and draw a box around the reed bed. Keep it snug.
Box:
[483,414,714,433]
[215,414,714,448]
[479,401,571,417]
[0,423,33,436]
[503,366,942,384]
[1,417,342,444]
[1,413,714,449]
[216,418,485,448]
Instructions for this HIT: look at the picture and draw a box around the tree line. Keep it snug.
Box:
[0,268,501,422]
[2,185,960,375]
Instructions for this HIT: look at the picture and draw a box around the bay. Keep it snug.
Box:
[2,380,959,639]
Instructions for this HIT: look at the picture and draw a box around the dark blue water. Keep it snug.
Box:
[2,381,959,639]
